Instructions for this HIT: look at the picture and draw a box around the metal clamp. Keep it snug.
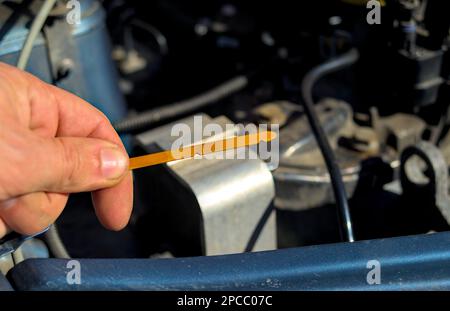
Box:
[400,141,450,224]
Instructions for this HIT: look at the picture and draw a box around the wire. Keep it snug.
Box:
[130,19,169,55]
[300,48,359,242]
[17,0,57,70]
[44,224,71,258]
[114,75,249,134]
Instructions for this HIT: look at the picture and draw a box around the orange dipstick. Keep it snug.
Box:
[128,130,277,170]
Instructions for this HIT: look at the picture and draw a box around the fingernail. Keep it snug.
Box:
[100,147,128,180]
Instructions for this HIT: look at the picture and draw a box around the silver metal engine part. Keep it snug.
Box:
[135,114,276,255]
[272,99,376,211]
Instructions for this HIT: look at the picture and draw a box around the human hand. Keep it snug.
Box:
[0,62,133,238]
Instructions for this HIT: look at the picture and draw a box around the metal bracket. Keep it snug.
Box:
[400,141,450,223]
[44,18,87,98]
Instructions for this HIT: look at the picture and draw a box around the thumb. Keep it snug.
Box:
[31,136,129,194]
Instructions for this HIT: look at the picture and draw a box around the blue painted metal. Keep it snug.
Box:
[0,274,12,291]
[8,232,450,290]
[0,0,126,123]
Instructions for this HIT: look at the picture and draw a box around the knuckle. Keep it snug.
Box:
[56,139,81,187]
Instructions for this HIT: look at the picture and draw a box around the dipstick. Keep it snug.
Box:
[129,130,276,170]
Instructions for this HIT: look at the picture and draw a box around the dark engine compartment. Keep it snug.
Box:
[1,0,450,290]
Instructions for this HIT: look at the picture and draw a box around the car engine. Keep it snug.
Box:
[1,0,450,291]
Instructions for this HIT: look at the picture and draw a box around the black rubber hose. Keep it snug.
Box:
[300,48,359,242]
[114,75,248,134]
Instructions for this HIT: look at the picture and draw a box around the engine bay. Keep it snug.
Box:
[1,0,450,290]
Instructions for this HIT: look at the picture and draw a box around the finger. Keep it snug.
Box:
[91,171,133,230]
[44,82,134,231]
[29,136,129,194]
[4,64,134,230]
[0,216,10,238]
[0,193,67,236]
